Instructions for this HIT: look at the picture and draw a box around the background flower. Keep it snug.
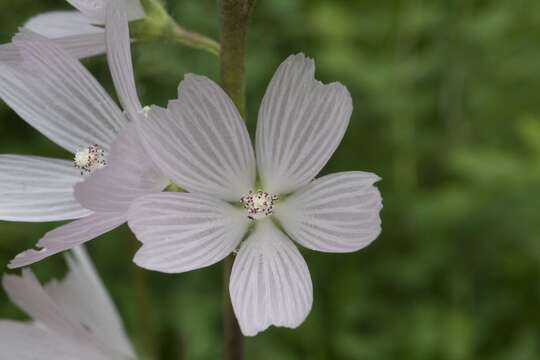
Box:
[0,246,135,359]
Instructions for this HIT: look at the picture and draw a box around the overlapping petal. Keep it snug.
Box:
[44,247,135,358]
[1,248,134,359]
[74,125,167,213]
[0,321,105,360]
[23,12,106,59]
[105,0,141,120]
[24,11,103,39]
[256,54,353,194]
[0,155,90,222]
[275,172,382,253]
[8,213,125,269]
[129,192,250,273]
[2,269,92,339]
[0,32,126,153]
[229,220,313,336]
[139,75,256,201]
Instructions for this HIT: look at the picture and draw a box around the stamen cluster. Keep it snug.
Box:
[73,144,107,176]
[240,190,278,220]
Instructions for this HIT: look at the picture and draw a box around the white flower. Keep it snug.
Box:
[127,54,383,336]
[0,0,144,63]
[0,246,135,359]
[1,1,166,268]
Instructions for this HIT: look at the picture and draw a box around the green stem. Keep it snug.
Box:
[133,0,220,57]
[171,24,220,56]
[128,229,158,359]
[219,1,255,359]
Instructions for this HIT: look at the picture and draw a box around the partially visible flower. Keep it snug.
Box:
[2,1,166,268]
[0,0,144,63]
[128,54,383,335]
[0,246,135,359]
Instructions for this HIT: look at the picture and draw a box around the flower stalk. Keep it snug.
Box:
[219,0,255,359]
[133,0,220,56]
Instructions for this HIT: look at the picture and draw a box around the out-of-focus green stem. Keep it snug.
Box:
[132,0,220,57]
[219,1,255,359]
[171,24,220,56]
[128,229,158,359]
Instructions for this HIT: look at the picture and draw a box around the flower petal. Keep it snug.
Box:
[0,155,91,222]
[128,192,249,273]
[0,32,125,153]
[24,11,103,38]
[44,247,135,358]
[8,213,125,269]
[74,125,167,213]
[23,11,106,59]
[66,0,145,24]
[229,220,313,336]
[0,43,20,64]
[139,75,256,201]
[2,270,92,339]
[0,321,106,360]
[2,265,129,359]
[105,1,141,120]
[256,54,353,194]
[275,172,382,253]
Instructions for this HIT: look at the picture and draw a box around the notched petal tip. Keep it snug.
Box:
[275,171,384,254]
[255,52,354,194]
[230,221,313,336]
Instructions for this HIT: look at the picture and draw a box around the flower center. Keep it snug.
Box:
[240,190,278,220]
[74,144,107,176]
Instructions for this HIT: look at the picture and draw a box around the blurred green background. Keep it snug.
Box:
[2,0,540,359]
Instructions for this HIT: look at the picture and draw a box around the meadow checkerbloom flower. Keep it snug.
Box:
[0,247,135,359]
[128,54,383,336]
[1,1,166,268]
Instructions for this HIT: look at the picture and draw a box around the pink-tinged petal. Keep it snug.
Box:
[105,1,141,120]
[66,0,144,24]
[140,75,256,201]
[51,31,106,59]
[2,259,132,359]
[275,172,382,253]
[8,213,125,269]
[23,11,106,59]
[0,32,125,154]
[0,155,91,222]
[229,220,313,336]
[1,25,105,63]
[74,125,167,213]
[24,11,103,39]
[44,247,135,358]
[2,270,92,339]
[0,321,107,360]
[129,192,249,273]
[256,54,353,194]
[0,43,20,63]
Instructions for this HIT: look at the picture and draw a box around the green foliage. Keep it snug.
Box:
[1,0,540,359]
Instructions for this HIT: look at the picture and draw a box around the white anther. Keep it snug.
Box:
[74,144,107,176]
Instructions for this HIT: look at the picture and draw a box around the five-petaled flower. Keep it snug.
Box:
[0,247,136,359]
[0,1,166,268]
[128,54,383,336]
